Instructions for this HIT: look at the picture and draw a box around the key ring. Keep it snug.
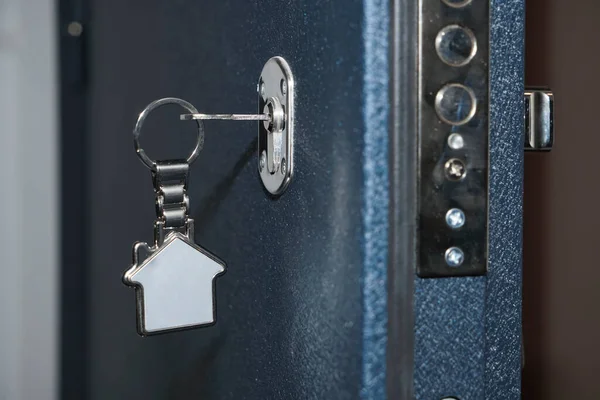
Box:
[133,97,204,171]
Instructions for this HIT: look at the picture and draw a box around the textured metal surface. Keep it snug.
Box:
[485,0,525,396]
[361,0,390,398]
[87,0,388,399]
[414,0,524,398]
[414,277,486,399]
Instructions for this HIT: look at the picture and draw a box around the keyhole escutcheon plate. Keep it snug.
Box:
[258,56,294,195]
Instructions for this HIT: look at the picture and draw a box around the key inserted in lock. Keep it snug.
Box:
[262,96,285,174]
[180,56,294,195]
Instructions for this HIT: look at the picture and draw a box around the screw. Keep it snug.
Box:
[259,151,266,172]
[445,158,466,181]
[447,133,464,150]
[67,21,83,37]
[259,82,266,97]
[445,247,464,267]
[280,79,287,96]
[445,208,465,229]
[280,158,287,175]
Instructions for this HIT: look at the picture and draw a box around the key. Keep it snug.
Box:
[180,113,270,121]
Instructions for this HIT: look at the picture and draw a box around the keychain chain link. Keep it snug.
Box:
[152,160,190,228]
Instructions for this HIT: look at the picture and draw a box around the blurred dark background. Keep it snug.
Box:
[523,0,600,398]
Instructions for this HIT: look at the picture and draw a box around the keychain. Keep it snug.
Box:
[122,58,293,335]
[123,97,226,336]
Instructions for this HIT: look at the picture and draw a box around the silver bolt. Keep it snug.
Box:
[280,158,287,175]
[259,82,266,97]
[445,208,465,229]
[280,79,287,96]
[447,133,464,150]
[445,158,466,181]
[259,151,266,172]
[445,247,465,267]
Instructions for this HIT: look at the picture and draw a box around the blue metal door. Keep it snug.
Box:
[60,0,525,399]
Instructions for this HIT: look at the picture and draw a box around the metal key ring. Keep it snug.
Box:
[133,97,204,171]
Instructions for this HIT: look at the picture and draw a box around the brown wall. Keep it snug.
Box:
[523,0,600,398]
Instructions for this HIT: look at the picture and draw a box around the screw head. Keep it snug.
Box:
[67,21,83,37]
[259,151,266,172]
[445,208,466,229]
[280,79,287,96]
[445,158,466,181]
[445,247,465,267]
[447,133,464,150]
[280,158,287,175]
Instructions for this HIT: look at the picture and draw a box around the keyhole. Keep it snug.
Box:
[263,97,285,174]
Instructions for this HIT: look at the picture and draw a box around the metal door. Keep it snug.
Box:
[59,0,526,399]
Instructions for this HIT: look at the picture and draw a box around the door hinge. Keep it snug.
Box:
[525,88,554,151]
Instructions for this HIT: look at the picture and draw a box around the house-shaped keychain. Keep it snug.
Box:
[123,230,226,336]
[125,97,229,336]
